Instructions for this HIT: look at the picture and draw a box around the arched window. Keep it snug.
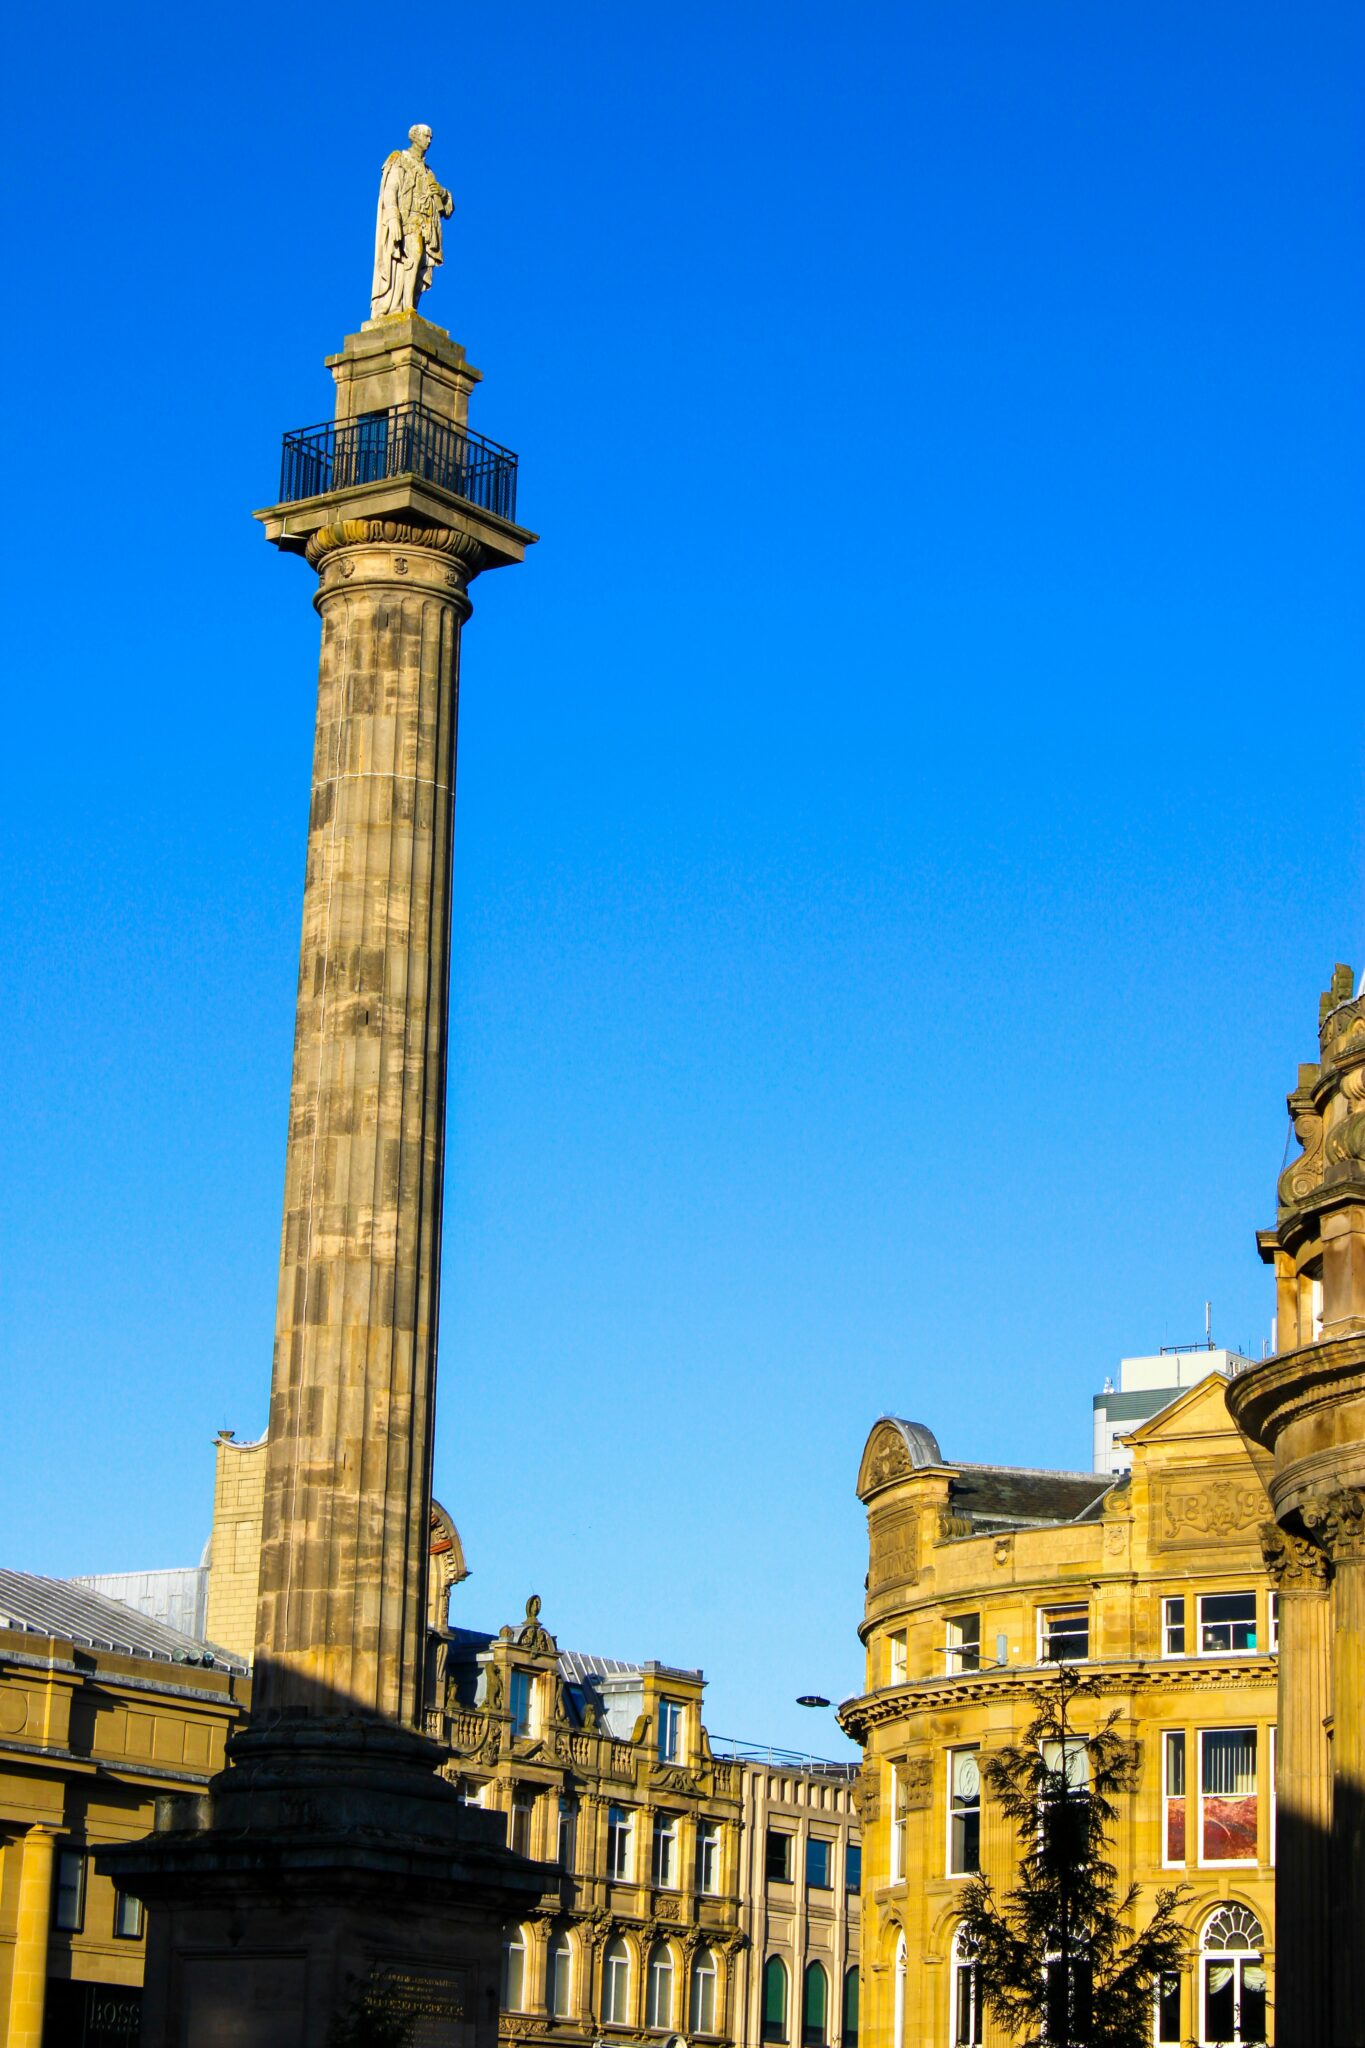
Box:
[502,1927,527,2013]
[603,1937,631,2026]
[842,1967,859,2048]
[647,1942,674,2030]
[802,1961,828,2048]
[690,1946,718,2035]
[1201,1906,1266,2045]
[548,1930,573,2019]
[762,1956,789,2042]
[892,1935,907,2048]
[950,1928,981,2047]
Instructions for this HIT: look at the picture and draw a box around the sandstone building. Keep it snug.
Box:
[840,1375,1277,2047]
[0,1572,248,2047]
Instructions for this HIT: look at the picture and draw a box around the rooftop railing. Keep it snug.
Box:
[278,403,519,524]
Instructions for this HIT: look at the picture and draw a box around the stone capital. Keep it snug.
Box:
[1261,1519,1331,1589]
[1299,1487,1365,1563]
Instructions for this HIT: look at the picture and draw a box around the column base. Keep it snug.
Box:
[100,1717,546,2048]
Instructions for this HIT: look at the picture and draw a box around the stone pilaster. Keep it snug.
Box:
[253,518,485,1727]
[1300,1488,1365,2044]
[1261,1522,1332,2047]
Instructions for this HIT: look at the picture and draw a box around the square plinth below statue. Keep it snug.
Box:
[100,1719,547,2048]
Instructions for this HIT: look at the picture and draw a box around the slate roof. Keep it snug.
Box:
[944,1465,1114,1533]
[0,1569,247,1673]
[445,1628,701,1686]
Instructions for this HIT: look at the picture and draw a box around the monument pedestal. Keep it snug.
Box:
[105,1719,544,2048]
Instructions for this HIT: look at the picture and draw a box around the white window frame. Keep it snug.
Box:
[690,1947,718,2036]
[657,1697,684,1764]
[888,1766,906,1881]
[549,1932,574,2018]
[695,1819,720,1895]
[652,1812,678,1889]
[1268,1590,1280,1652]
[607,1804,633,1882]
[1197,1590,1258,1656]
[1197,1727,1259,1868]
[1037,1604,1089,1663]
[950,1925,982,2046]
[944,1613,981,1675]
[888,1629,908,1685]
[947,1746,981,1877]
[603,1938,631,2025]
[509,1668,534,1738]
[1161,1729,1186,1869]
[647,1943,675,2030]
[1161,1594,1186,1657]
[503,1926,528,2012]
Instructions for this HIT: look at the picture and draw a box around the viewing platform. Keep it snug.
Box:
[278,401,519,523]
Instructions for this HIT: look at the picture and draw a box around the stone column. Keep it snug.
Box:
[252,517,484,1726]
[1301,1488,1365,2045]
[6,1826,57,2048]
[1261,1523,1332,2047]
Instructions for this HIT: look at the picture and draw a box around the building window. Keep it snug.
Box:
[1199,1729,1258,1863]
[509,1669,533,1738]
[690,1947,718,2035]
[558,1794,578,1871]
[893,1935,907,2048]
[695,1819,720,1894]
[802,1962,828,2048]
[1198,1591,1257,1655]
[1163,1731,1186,1866]
[658,1697,684,1764]
[845,1843,862,1890]
[842,1967,859,2048]
[603,1937,631,2025]
[549,1930,574,2018]
[1269,1591,1280,1652]
[54,1850,85,1932]
[950,1927,982,2046]
[510,1788,535,1858]
[889,1765,906,1881]
[762,1956,788,2042]
[766,1829,793,1884]
[945,1613,981,1674]
[1162,1595,1186,1656]
[647,1942,674,2029]
[1039,1605,1089,1662]
[948,1747,981,1876]
[1155,1968,1181,2043]
[652,1812,678,1889]
[888,1629,907,1684]
[607,1804,633,1882]
[503,1927,527,2012]
[113,1890,144,1940]
[805,1836,831,1890]
[1201,1905,1266,2044]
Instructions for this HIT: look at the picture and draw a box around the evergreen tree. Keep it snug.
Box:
[956,1667,1189,2048]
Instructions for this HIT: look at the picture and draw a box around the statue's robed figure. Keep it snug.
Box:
[371,122,453,319]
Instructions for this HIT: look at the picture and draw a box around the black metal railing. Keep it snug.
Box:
[278,403,519,523]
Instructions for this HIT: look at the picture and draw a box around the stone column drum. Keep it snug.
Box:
[254,515,481,1727]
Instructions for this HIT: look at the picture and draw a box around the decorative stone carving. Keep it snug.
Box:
[853,1763,879,1824]
[1300,1487,1365,1562]
[864,1430,911,1490]
[901,1756,932,1810]
[1152,1470,1269,1548]
[306,517,492,573]
[1261,1519,1331,1589]
[371,125,454,319]
[515,1595,555,1654]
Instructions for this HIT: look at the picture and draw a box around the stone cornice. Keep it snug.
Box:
[1225,1333,1365,1449]
[837,1655,1276,1738]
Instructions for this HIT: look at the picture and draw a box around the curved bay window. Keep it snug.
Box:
[646,1942,674,2030]
[1201,1905,1266,2045]
[761,1956,788,2042]
[502,1927,527,2013]
[802,1962,828,2048]
[602,1937,631,2026]
[690,1946,718,2035]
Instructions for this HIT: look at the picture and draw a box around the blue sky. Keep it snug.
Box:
[4,2,1362,1752]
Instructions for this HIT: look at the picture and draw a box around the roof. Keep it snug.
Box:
[0,1570,247,1673]
[945,1466,1114,1532]
[446,1628,702,1686]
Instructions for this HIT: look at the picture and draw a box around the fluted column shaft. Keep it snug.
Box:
[1263,1526,1332,2047]
[254,522,480,1726]
[1331,1550,1365,2040]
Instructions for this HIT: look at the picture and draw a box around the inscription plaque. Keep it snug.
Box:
[372,1963,472,2047]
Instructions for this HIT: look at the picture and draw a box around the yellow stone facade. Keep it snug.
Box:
[438,1602,746,2048]
[840,1379,1277,2048]
[0,1602,247,2045]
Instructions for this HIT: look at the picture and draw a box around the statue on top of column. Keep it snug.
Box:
[370,124,454,320]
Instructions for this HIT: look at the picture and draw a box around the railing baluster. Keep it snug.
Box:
[276,402,517,521]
